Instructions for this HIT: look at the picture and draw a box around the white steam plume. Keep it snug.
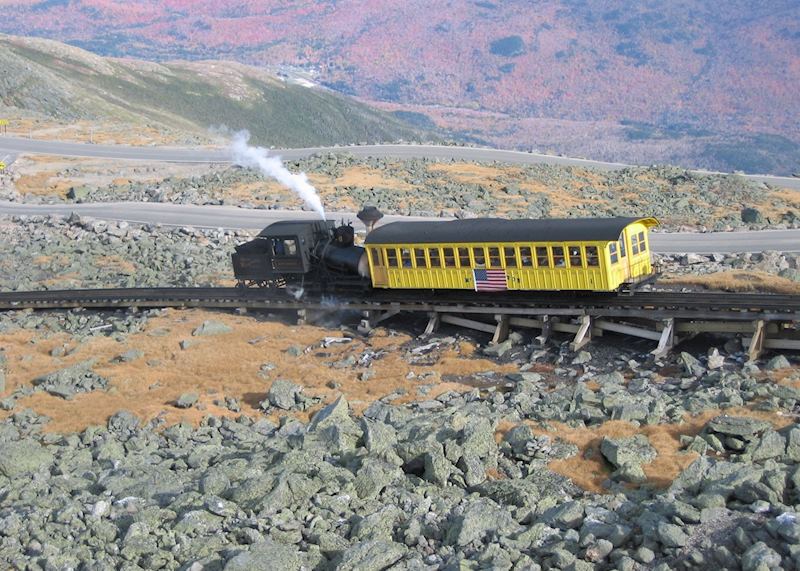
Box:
[230,130,326,220]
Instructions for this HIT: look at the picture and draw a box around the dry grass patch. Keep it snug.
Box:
[498,408,795,493]
[0,308,514,433]
[94,255,137,275]
[661,270,800,294]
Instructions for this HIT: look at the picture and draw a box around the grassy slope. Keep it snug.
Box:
[0,34,435,147]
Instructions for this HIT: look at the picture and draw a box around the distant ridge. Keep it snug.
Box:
[0,34,436,147]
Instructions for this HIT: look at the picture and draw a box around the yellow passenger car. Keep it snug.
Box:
[363,217,659,292]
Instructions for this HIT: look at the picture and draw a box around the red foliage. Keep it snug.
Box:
[2,0,798,142]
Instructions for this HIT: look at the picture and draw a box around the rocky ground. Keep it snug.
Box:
[3,153,799,231]
[0,214,237,291]
[0,302,799,570]
[0,213,799,569]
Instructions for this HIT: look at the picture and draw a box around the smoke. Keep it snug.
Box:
[230,130,326,220]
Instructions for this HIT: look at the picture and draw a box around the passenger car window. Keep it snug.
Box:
[609,242,619,264]
[400,248,412,268]
[638,231,647,253]
[386,249,399,268]
[371,247,384,268]
[619,236,627,258]
[504,247,518,268]
[458,247,471,268]
[585,246,600,267]
[472,247,486,266]
[488,247,501,268]
[568,245,583,268]
[519,246,533,267]
[552,246,566,267]
[429,248,442,267]
[536,246,550,267]
[443,247,456,268]
[414,248,427,268]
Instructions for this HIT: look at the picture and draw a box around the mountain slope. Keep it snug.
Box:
[0,34,435,147]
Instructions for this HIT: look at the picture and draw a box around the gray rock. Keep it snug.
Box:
[751,430,786,461]
[446,498,519,546]
[572,351,592,365]
[336,539,407,571]
[223,540,306,571]
[542,501,585,529]
[0,439,53,477]
[483,339,513,357]
[175,392,199,409]
[594,371,625,386]
[766,355,791,370]
[266,379,303,410]
[741,207,764,224]
[600,434,657,482]
[192,320,232,337]
[657,522,689,547]
[307,395,362,452]
[741,541,782,571]
[707,348,724,370]
[706,415,771,438]
[32,360,109,399]
[680,352,705,376]
[112,349,144,363]
[785,427,800,462]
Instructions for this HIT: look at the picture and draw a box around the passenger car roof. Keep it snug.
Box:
[364,217,658,245]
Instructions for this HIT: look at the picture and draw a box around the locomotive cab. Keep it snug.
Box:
[232,219,369,290]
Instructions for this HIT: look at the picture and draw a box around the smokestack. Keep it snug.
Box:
[357,205,384,235]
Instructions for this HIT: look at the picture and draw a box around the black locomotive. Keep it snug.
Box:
[232,220,369,292]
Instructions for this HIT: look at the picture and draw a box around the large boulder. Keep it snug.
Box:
[0,439,54,477]
[266,379,304,410]
[446,498,520,546]
[307,396,362,452]
[335,539,407,571]
[192,320,232,336]
[600,434,657,483]
[741,207,764,224]
[223,540,307,571]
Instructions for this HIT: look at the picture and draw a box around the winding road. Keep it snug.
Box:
[1,136,799,190]
[1,201,798,254]
[0,136,798,253]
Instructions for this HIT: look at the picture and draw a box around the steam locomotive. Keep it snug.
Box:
[231,220,369,293]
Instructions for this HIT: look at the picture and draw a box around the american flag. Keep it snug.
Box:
[473,269,507,291]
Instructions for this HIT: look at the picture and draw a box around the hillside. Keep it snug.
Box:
[0,1,798,173]
[0,35,435,147]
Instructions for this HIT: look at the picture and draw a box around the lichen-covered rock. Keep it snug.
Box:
[192,320,232,336]
[266,379,304,410]
[32,360,109,399]
[335,539,407,571]
[446,498,520,546]
[765,355,791,370]
[223,540,307,571]
[175,392,199,409]
[0,439,53,477]
[600,434,657,483]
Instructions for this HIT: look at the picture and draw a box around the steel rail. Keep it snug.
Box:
[0,287,798,321]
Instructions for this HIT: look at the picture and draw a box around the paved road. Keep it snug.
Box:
[1,201,798,253]
[1,136,798,190]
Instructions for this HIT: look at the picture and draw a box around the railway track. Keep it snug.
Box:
[0,287,798,321]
